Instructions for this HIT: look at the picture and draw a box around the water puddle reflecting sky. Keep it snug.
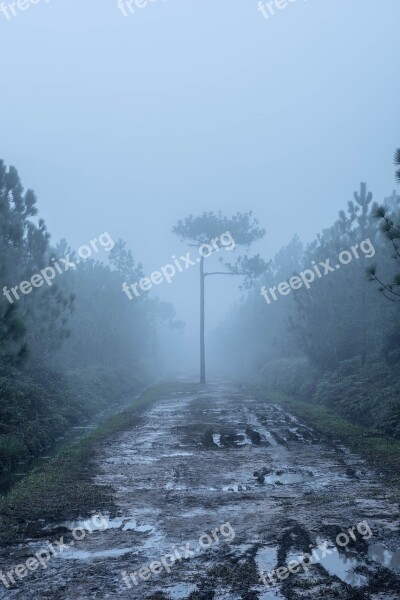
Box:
[319,546,368,587]
[265,472,314,485]
[163,583,197,598]
[368,544,400,572]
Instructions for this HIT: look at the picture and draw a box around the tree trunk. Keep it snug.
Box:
[361,263,366,366]
[200,256,206,384]
[361,210,366,366]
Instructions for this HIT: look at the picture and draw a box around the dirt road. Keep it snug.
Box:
[2,382,400,599]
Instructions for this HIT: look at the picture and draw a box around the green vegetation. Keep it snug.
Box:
[254,356,400,441]
[312,359,400,440]
[0,366,142,471]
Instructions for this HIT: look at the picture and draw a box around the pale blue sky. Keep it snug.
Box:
[1,0,399,342]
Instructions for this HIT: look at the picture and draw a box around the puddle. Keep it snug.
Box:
[122,520,152,533]
[368,544,400,572]
[318,543,368,587]
[213,434,222,447]
[60,516,113,532]
[160,452,194,458]
[60,515,152,534]
[222,483,252,492]
[255,546,278,573]
[265,472,314,485]
[236,431,252,446]
[255,547,284,599]
[61,547,135,560]
[163,583,197,598]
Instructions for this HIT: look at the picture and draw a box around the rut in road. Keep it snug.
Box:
[3,382,400,599]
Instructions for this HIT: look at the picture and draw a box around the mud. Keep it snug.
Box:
[1,382,400,599]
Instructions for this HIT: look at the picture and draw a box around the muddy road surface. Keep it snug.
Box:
[2,382,400,599]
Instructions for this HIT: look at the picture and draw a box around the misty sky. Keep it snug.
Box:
[1,0,399,342]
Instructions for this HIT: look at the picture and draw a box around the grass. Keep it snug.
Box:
[254,386,400,485]
[0,381,199,544]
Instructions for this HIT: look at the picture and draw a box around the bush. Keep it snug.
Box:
[258,358,318,400]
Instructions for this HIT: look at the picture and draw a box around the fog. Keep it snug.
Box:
[1,0,399,375]
[1,2,400,598]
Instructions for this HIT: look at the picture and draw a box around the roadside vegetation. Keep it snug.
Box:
[0,366,142,472]
[0,382,196,544]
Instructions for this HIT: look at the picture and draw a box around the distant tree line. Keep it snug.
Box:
[0,159,179,376]
[213,149,400,374]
